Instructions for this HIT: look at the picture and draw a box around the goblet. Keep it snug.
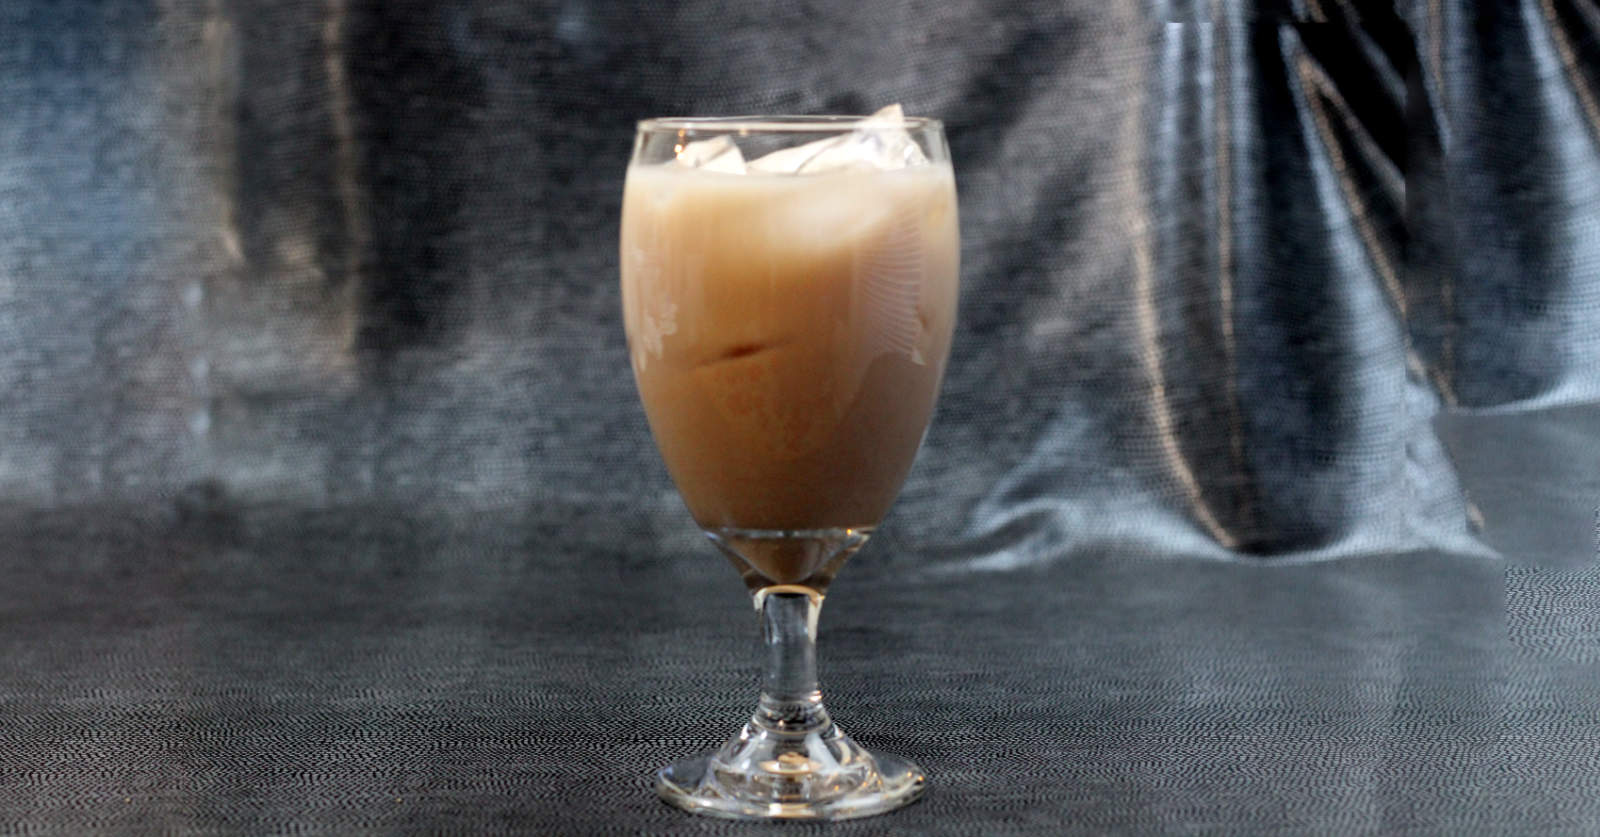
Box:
[620,111,958,820]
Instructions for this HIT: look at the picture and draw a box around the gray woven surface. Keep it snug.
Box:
[2,0,1599,832]
[3,507,1597,834]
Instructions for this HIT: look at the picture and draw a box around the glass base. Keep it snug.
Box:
[704,526,871,593]
[656,721,925,821]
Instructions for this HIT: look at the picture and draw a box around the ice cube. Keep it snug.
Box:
[745,135,844,174]
[748,104,929,174]
[849,104,929,169]
[674,135,745,174]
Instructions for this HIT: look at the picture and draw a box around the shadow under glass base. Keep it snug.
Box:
[656,719,925,821]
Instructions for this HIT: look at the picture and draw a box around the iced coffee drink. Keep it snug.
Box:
[622,108,959,586]
[625,109,957,821]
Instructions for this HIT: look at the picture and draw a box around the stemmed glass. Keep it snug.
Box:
[620,111,959,820]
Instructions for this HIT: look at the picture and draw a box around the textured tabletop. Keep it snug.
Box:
[3,498,1598,834]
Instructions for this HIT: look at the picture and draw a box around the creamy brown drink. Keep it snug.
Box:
[629,112,956,822]
[622,156,958,584]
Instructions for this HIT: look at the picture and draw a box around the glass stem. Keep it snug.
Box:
[753,586,831,734]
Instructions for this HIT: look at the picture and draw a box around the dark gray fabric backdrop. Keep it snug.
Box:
[2,0,1598,833]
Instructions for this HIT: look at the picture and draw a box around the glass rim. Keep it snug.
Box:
[636,114,944,133]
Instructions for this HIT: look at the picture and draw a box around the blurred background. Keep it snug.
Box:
[1,0,1596,563]
[3,1,1600,831]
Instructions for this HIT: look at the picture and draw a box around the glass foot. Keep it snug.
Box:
[656,721,925,821]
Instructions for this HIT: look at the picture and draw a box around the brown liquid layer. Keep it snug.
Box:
[622,163,959,576]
